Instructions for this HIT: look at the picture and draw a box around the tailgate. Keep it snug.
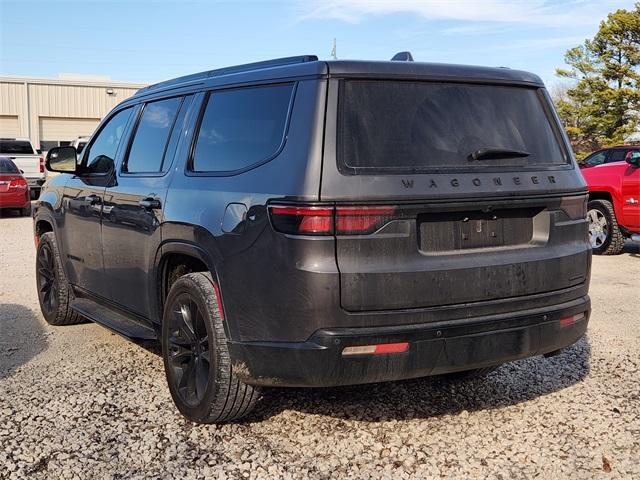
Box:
[336,196,589,311]
[9,155,41,177]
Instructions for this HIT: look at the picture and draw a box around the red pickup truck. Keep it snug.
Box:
[581,150,640,254]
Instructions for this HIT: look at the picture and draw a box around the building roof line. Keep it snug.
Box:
[0,76,147,89]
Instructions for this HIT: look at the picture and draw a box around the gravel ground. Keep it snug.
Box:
[1,213,639,479]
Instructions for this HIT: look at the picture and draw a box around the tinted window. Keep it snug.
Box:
[76,142,87,154]
[608,149,627,163]
[84,108,132,174]
[583,151,606,166]
[0,141,34,155]
[339,81,567,173]
[0,158,19,173]
[124,97,182,173]
[192,84,294,172]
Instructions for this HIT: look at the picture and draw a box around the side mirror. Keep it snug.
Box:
[626,151,640,167]
[46,146,78,173]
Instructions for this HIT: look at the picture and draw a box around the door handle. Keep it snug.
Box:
[86,194,101,205]
[139,197,161,209]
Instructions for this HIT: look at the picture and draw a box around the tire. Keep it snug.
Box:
[162,272,260,423]
[445,366,498,381]
[36,232,83,326]
[587,199,625,255]
[30,188,40,200]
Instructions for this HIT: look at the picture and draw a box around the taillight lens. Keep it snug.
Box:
[39,156,45,173]
[9,178,28,190]
[559,195,587,220]
[269,204,398,236]
[269,205,334,235]
[335,206,397,234]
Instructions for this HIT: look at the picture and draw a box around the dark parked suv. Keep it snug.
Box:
[35,54,592,423]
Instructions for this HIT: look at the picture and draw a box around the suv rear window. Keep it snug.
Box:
[338,81,567,173]
[0,140,35,155]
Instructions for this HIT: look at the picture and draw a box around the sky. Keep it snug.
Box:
[0,0,637,87]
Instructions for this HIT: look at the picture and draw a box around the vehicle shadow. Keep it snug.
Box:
[623,240,639,257]
[0,208,30,219]
[0,303,48,380]
[248,335,591,423]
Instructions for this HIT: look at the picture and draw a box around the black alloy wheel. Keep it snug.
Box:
[37,241,59,318]
[166,294,212,407]
[161,272,260,423]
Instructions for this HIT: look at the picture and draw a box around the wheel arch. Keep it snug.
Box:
[153,241,225,329]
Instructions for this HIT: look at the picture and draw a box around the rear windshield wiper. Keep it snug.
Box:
[469,148,530,161]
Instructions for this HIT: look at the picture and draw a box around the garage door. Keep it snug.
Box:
[0,115,21,137]
[39,117,100,142]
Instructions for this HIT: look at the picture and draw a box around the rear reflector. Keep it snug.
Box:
[269,204,397,236]
[559,312,585,326]
[39,156,45,173]
[342,342,409,356]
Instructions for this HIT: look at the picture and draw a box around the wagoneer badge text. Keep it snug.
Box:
[401,175,557,189]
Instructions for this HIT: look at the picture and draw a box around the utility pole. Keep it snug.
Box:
[331,38,337,60]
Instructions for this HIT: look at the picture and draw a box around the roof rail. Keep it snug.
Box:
[137,55,318,95]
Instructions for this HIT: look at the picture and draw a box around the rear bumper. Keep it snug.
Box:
[229,295,590,387]
[0,193,30,209]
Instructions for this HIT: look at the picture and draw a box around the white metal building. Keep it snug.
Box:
[0,75,146,151]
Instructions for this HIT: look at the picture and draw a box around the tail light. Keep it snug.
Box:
[559,195,587,220]
[9,178,28,190]
[39,156,45,173]
[269,204,398,236]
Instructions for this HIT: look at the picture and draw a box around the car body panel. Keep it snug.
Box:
[581,161,640,232]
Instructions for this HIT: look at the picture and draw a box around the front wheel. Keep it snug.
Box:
[587,199,625,255]
[36,232,82,325]
[162,272,260,423]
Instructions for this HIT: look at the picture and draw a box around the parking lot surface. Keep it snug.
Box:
[1,214,639,479]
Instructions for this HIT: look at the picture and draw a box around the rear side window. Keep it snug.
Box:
[607,149,627,163]
[0,141,34,155]
[339,81,567,173]
[191,83,294,173]
[0,158,19,173]
[124,97,183,173]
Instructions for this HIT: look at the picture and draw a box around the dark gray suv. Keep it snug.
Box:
[34,54,591,423]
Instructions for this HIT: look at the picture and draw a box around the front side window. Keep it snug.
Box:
[84,108,133,174]
[124,97,183,173]
[191,83,294,173]
[583,151,606,166]
[339,80,567,173]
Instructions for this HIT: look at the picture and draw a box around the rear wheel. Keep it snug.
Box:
[162,272,260,423]
[36,232,82,325]
[587,199,625,255]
